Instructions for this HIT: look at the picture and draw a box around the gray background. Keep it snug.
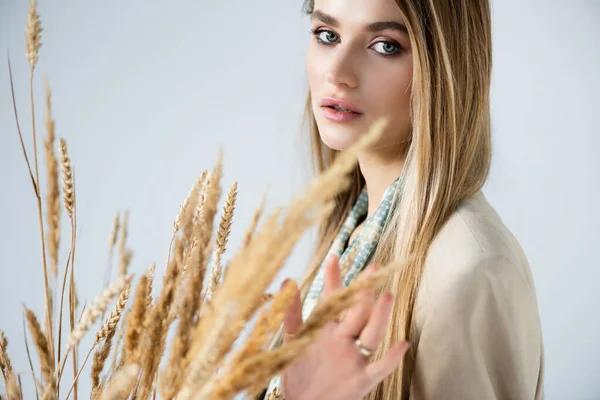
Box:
[0,0,599,398]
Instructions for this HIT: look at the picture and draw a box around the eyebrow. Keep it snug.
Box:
[310,10,408,34]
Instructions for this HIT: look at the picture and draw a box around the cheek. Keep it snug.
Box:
[370,66,413,141]
[306,46,321,95]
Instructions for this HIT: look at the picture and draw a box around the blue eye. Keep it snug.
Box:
[309,28,403,57]
[371,41,402,56]
[310,28,339,45]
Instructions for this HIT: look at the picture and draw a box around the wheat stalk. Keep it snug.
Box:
[25,0,42,70]
[100,364,139,400]
[0,330,22,400]
[24,308,55,400]
[43,81,60,278]
[58,138,74,220]
[205,181,238,303]
[58,275,131,381]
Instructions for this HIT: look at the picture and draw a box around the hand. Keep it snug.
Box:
[280,256,409,400]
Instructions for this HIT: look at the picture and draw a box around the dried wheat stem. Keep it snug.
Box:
[242,191,267,248]
[174,172,205,235]
[94,284,130,346]
[24,308,56,400]
[25,0,42,70]
[58,275,131,380]
[227,281,298,369]
[145,263,155,309]
[0,330,20,400]
[137,247,182,400]
[58,138,73,219]
[179,171,207,245]
[26,0,56,368]
[179,302,237,400]
[43,81,60,278]
[160,237,210,398]
[90,284,130,391]
[117,249,133,278]
[205,181,237,303]
[21,316,41,400]
[100,364,139,400]
[117,210,129,257]
[108,212,120,250]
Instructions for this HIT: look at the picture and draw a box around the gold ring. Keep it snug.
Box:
[354,338,375,357]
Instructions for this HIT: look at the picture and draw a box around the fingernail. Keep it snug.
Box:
[280,279,290,290]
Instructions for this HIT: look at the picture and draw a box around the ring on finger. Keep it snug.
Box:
[354,338,376,357]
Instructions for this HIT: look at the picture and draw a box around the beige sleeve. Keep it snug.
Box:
[410,254,545,400]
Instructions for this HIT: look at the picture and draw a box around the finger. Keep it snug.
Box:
[365,341,410,386]
[356,291,394,351]
[281,279,302,343]
[321,255,342,299]
[338,263,378,337]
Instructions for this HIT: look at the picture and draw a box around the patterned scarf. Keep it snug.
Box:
[263,174,404,399]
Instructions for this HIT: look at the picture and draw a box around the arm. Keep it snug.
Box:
[410,254,544,399]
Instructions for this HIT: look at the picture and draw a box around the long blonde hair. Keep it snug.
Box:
[301,0,493,398]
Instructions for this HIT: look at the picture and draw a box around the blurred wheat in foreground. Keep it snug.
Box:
[1,1,409,399]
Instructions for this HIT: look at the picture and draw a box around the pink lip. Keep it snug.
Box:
[320,96,364,123]
[321,107,364,123]
[320,97,363,113]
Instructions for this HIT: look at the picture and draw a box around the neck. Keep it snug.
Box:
[358,150,406,220]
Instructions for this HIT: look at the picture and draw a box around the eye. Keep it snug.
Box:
[310,28,339,45]
[371,41,402,56]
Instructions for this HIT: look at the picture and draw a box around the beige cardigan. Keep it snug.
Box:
[407,191,545,399]
[258,191,545,400]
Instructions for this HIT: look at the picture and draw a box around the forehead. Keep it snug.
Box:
[311,0,404,25]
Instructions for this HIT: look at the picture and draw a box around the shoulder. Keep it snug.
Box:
[409,191,545,399]
[414,190,539,326]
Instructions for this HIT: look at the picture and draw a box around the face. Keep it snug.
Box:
[306,0,413,156]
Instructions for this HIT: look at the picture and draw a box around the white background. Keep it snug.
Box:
[1,0,599,398]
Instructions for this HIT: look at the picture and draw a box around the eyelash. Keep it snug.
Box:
[309,28,403,57]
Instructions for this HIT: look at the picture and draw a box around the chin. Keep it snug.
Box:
[318,126,361,151]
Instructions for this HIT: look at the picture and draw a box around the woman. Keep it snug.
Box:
[260,0,545,398]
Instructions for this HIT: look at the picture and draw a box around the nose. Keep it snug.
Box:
[325,48,359,89]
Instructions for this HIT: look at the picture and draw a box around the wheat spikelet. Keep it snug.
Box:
[180,208,283,394]
[43,82,60,278]
[123,275,149,365]
[160,243,206,398]
[175,171,206,235]
[192,152,223,249]
[179,302,237,399]
[108,212,120,250]
[100,364,139,400]
[0,330,21,400]
[4,371,20,400]
[25,0,42,70]
[0,329,10,373]
[205,181,237,303]
[94,283,130,346]
[145,263,155,309]
[24,308,56,400]
[117,249,133,278]
[58,138,73,219]
[62,275,131,366]
[117,210,128,257]
[242,191,267,248]
[227,280,298,369]
[137,245,182,400]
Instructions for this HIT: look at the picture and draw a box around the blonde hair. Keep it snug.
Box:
[300,0,493,398]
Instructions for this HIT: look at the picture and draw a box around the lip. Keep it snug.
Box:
[320,97,363,114]
[321,107,364,123]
